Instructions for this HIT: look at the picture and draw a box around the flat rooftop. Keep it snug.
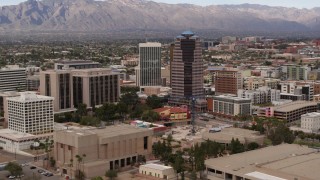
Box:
[274,101,318,112]
[301,112,320,118]
[56,124,152,138]
[55,60,100,64]
[0,129,52,141]
[202,128,264,144]
[205,144,320,180]
[140,163,172,171]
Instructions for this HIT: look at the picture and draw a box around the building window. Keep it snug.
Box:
[143,136,148,150]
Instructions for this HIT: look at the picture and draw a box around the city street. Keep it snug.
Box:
[0,150,62,180]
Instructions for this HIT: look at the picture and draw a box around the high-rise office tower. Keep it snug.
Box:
[215,70,243,96]
[170,31,204,104]
[136,42,162,87]
[5,92,54,135]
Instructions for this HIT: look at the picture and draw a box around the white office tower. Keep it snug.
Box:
[7,92,54,135]
[137,42,162,87]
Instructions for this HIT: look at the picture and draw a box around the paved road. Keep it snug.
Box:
[0,150,62,180]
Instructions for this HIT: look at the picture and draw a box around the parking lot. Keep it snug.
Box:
[0,149,61,180]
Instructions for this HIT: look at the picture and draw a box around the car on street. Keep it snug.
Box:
[38,169,44,173]
[46,173,53,177]
[8,176,15,179]
[30,166,36,169]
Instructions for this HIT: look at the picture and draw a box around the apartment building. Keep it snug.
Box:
[301,112,320,132]
[284,65,310,80]
[40,68,120,112]
[210,95,251,116]
[238,87,280,105]
[54,125,153,178]
[215,70,242,95]
[0,65,26,91]
[5,92,54,135]
[278,82,314,101]
[243,77,280,90]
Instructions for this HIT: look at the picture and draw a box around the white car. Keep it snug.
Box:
[8,176,15,179]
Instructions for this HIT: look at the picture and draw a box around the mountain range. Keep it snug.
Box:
[1,0,320,34]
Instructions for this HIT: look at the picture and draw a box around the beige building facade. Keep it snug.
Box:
[54,125,153,178]
[40,68,120,112]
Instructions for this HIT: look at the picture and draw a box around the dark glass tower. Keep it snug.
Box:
[170,31,204,104]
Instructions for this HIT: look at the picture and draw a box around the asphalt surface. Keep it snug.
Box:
[0,150,62,180]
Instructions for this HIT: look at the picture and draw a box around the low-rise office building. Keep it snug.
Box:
[210,95,252,117]
[0,129,52,154]
[205,144,320,180]
[139,164,175,180]
[54,125,153,178]
[238,87,280,105]
[301,112,320,132]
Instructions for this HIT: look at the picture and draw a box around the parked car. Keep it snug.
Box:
[38,169,44,173]
[30,166,36,169]
[46,173,53,177]
[8,176,15,179]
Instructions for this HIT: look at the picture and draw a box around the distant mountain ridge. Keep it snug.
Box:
[0,0,320,33]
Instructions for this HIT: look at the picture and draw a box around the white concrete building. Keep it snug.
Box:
[212,95,252,116]
[0,129,52,154]
[301,112,320,132]
[139,164,176,180]
[0,65,26,91]
[238,87,280,105]
[6,92,54,135]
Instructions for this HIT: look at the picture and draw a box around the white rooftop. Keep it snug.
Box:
[0,129,52,141]
[141,163,172,171]
[301,112,320,118]
[8,92,54,102]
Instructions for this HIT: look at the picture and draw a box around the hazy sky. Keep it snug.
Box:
[1,0,320,9]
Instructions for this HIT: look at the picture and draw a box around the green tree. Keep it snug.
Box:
[76,103,87,117]
[91,177,103,180]
[119,92,139,112]
[105,170,117,180]
[130,104,150,119]
[146,95,163,109]
[247,142,259,151]
[141,110,160,122]
[96,103,118,124]
[268,124,295,145]
[79,116,101,126]
[5,162,23,176]
[172,151,185,180]
[228,138,245,154]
